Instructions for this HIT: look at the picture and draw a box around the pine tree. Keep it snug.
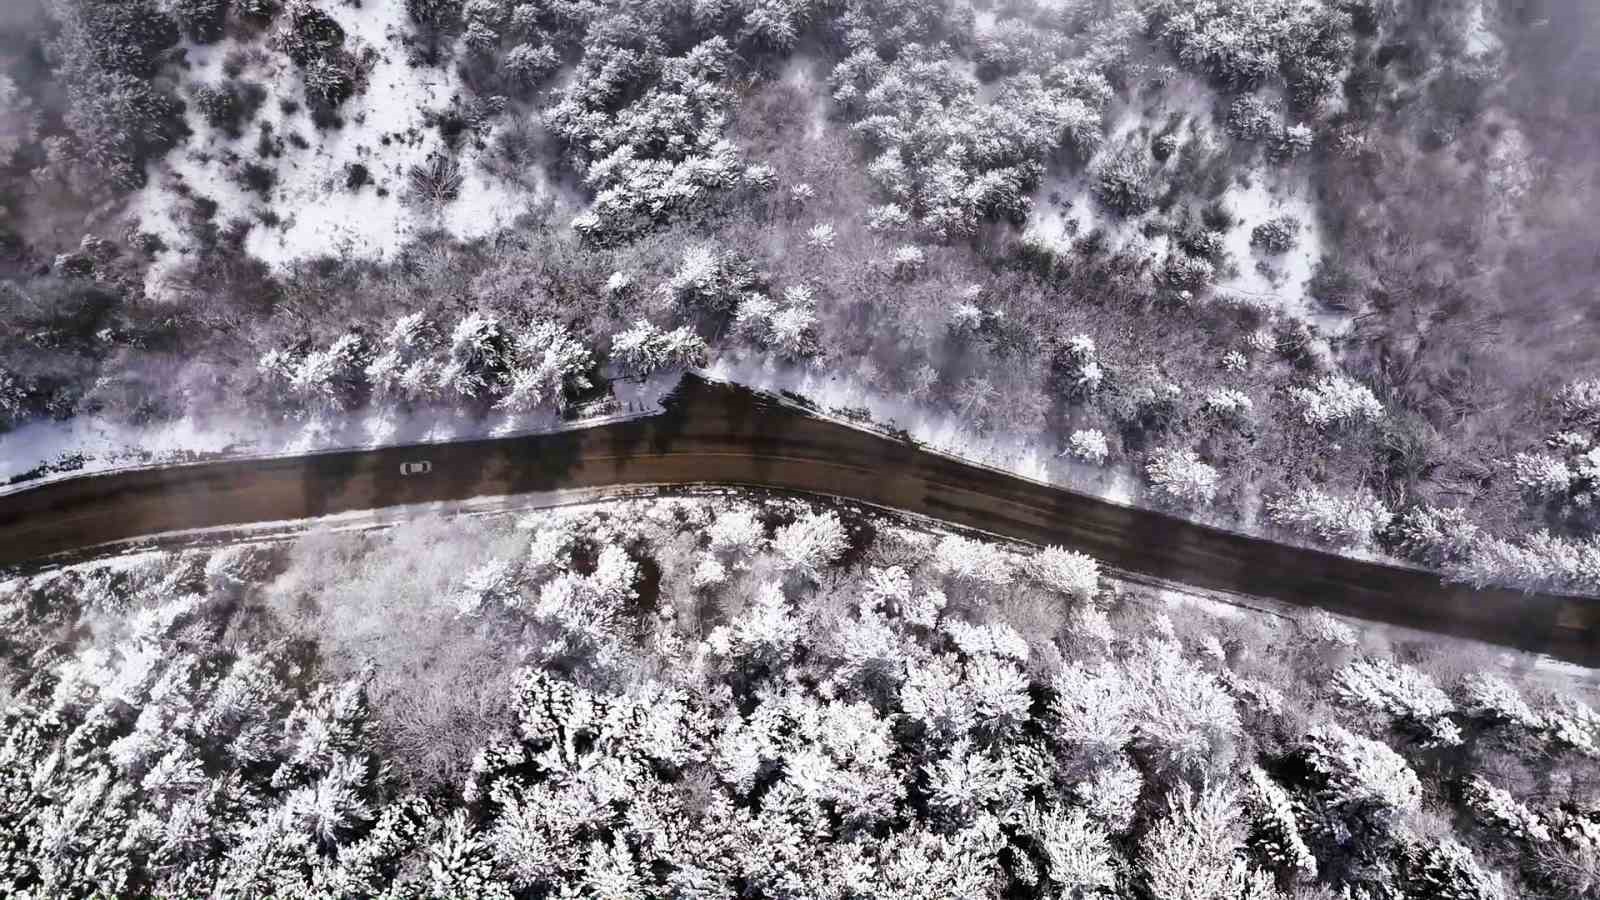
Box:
[1050,661,1134,756]
[933,535,1014,589]
[1330,659,1461,747]
[772,510,849,578]
[1289,376,1384,430]
[1245,766,1318,880]
[1020,802,1117,893]
[1074,755,1142,834]
[1457,673,1539,730]
[1147,448,1221,507]
[1026,545,1100,602]
[611,321,708,376]
[1299,723,1421,824]
[1139,780,1254,900]
[1123,639,1242,774]
[1395,837,1507,900]
[424,810,515,900]
[1462,776,1552,844]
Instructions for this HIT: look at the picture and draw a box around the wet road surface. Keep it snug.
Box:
[1,375,1596,665]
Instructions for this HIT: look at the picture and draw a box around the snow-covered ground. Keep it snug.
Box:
[780,56,831,142]
[1213,167,1336,331]
[132,0,547,298]
[1022,74,1343,336]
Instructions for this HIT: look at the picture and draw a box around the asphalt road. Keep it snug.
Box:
[2,375,1597,665]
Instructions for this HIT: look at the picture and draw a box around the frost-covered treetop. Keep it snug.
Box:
[1067,429,1110,464]
[1302,722,1422,817]
[1330,657,1462,747]
[1146,448,1221,507]
[772,509,849,578]
[610,320,708,377]
[1266,485,1392,549]
[1026,545,1100,602]
[1289,375,1384,429]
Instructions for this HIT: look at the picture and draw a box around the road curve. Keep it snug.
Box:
[1,375,1597,665]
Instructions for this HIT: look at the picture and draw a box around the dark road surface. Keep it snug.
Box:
[2,375,1597,665]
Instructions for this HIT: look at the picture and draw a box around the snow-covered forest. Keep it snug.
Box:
[1,0,1598,592]
[6,1,1600,895]
[3,493,1598,898]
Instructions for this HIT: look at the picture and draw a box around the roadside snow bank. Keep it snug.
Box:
[705,355,1153,514]
[0,374,678,491]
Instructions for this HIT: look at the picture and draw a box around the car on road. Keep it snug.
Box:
[400,461,432,475]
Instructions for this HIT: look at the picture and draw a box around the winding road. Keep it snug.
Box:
[1,375,1596,665]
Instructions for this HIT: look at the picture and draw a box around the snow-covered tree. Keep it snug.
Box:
[588,545,639,605]
[1202,387,1255,421]
[1395,837,1508,900]
[450,558,521,616]
[1067,604,1116,650]
[1021,802,1117,893]
[1074,756,1143,834]
[943,619,1030,663]
[421,810,514,900]
[1289,375,1384,429]
[1067,428,1110,464]
[1050,662,1133,755]
[1457,673,1539,729]
[1462,776,1552,844]
[1555,378,1600,427]
[1092,148,1155,216]
[933,535,1014,589]
[1026,545,1099,602]
[444,311,510,400]
[1123,638,1242,774]
[707,507,768,563]
[736,286,818,358]
[961,654,1032,736]
[892,244,927,274]
[1295,608,1357,648]
[503,42,560,85]
[772,510,849,578]
[1535,694,1600,757]
[496,321,594,414]
[1510,452,1574,499]
[1226,95,1282,141]
[1300,722,1421,823]
[1147,448,1221,507]
[1059,334,1105,397]
[1245,766,1317,880]
[288,333,371,413]
[900,654,978,742]
[0,368,29,426]
[1266,485,1392,548]
[1139,780,1258,900]
[1251,217,1300,253]
[610,320,708,377]
[923,739,1025,825]
[691,557,728,590]
[1453,530,1600,593]
[0,76,39,166]
[1392,505,1482,566]
[1330,658,1460,747]
[367,312,446,407]
[706,582,801,669]
[554,37,745,243]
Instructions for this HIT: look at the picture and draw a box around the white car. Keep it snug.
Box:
[400,461,432,476]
